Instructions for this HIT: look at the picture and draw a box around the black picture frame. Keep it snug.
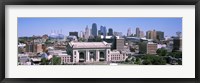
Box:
[0,0,199,83]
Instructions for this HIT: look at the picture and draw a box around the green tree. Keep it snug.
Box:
[125,56,132,62]
[41,58,49,65]
[157,48,167,56]
[156,49,161,54]
[173,51,182,58]
[45,39,52,44]
[78,38,86,42]
[135,57,142,65]
[131,57,135,62]
[95,36,102,42]
[51,56,61,65]
[143,59,152,65]
[142,55,166,65]
[19,39,26,43]
[177,60,182,65]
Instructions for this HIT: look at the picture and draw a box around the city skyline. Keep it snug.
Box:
[18,17,182,37]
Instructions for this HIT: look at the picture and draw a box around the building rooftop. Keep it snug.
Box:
[100,35,120,39]
[69,41,111,49]
[148,42,157,44]
[110,50,120,54]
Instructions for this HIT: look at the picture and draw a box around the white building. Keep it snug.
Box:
[67,41,111,63]
[59,54,71,64]
[100,35,120,39]
[157,44,167,49]
[110,50,127,62]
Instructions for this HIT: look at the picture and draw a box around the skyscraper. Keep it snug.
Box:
[150,30,157,40]
[108,28,113,36]
[92,23,97,37]
[85,25,90,39]
[156,31,164,40]
[146,30,157,40]
[136,27,140,37]
[127,28,131,36]
[100,26,107,38]
[146,30,151,39]
[140,31,144,38]
[112,37,124,51]
[98,30,101,35]
[79,31,84,38]
[100,26,104,35]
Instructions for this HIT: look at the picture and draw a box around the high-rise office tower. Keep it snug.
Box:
[79,31,84,38]
[156,31,164,40]
[146,30,157,40]
[92,23,97,37]
[85,25,90,39]
[127,28,131,36]
[136,27,140,37]
[146,30,151,39]
[150,29,157,40]
[100,26,107,38]
[108,28,113,36]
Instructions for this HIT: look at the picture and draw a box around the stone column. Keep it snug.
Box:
[86,50,90,62]
[96,50,99,62]
[106,49,110,61]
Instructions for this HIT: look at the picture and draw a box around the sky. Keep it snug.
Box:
[18,17,182,37]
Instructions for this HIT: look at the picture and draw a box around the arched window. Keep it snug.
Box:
[79,52,84,59]
[79,52,85,62]
[100,52,104,58]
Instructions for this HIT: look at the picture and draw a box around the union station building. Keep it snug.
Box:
[67,41,112,63]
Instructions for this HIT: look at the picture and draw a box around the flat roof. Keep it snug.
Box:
[69,41,111,49]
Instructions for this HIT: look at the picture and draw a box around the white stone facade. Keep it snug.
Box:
[67,41,111,63]
[59,54,71,64]
[110,50,127,62]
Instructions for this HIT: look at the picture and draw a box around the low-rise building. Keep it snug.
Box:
[18,54,30,65]
[48,50,66,56]
[157,44,167,49]
[139,41,157,54]
[147,42,157,54]
[59,54,71,64]
[110,50,127,62]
